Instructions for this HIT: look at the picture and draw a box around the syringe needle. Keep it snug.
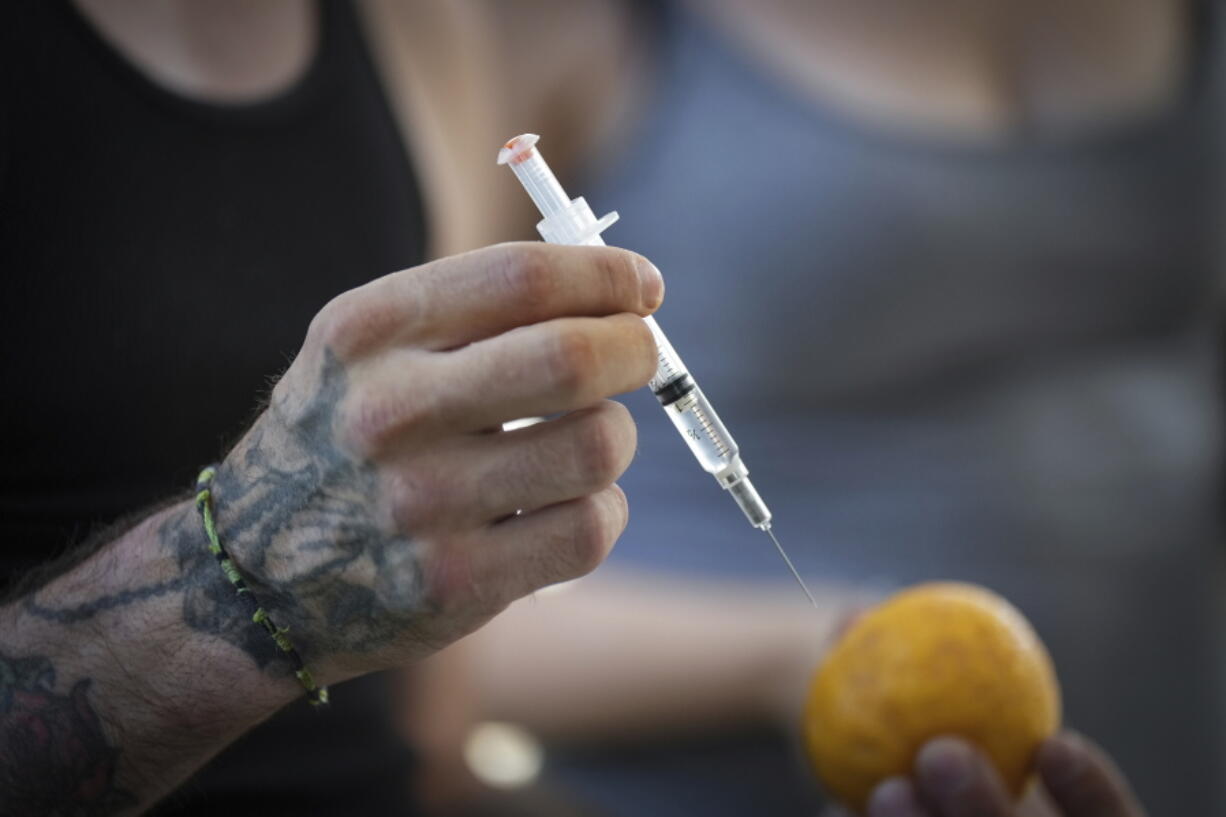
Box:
[765,527,819,609]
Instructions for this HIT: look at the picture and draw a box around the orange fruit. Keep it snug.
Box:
[804,582,1060,814]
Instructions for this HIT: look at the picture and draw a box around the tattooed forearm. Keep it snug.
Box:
[0,652,135,817]
[0,497,311,815]
[23,578,186,624]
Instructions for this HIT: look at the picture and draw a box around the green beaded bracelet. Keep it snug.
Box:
[195,466,329,707]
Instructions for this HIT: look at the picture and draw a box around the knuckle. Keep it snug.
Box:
[343,386,396,456]
[573,405,634,486]
[595,248,642,307]
[546,328,598,399]
[425,538,497,617]
[310,290,378,360]
[496,243,559,305]
[566,495,620,576]
[342,383,432,458]
[309,291,356,351]
[387,466,446,534]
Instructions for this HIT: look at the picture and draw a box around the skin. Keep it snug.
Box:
[691,0,1190,143]
[843,731,1149,817]
[70,0,317,102]
[0,243,662,814]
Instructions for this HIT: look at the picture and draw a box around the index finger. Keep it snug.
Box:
[349,242,664,353]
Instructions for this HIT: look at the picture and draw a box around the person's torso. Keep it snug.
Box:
[597,1,1220,574]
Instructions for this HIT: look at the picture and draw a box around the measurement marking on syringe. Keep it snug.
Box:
[693,403,732,458]
[656,356,679,379]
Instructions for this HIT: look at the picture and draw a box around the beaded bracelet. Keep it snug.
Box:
[195,466,330,707]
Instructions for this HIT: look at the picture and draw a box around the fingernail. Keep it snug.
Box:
[636,256,664,310]
[916,737,974,796]
[1037,733,1086,789]
[867,776,920,817]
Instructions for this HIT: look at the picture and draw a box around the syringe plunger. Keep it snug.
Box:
[498,135,568,216]
[498,134,619,246]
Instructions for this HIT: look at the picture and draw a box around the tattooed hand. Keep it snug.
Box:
[171,243,663,683]
[0,243,659,814]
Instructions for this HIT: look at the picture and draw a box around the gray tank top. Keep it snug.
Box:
[586,5,1222,814]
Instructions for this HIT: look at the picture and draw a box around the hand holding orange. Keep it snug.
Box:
[804,582,1061,814]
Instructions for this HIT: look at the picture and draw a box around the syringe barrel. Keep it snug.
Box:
[657,378,740,473]
[498,134,771,529]
[651,360,772,528]
[645,320,739,473]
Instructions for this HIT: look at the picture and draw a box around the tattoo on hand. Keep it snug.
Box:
[0,651,135,816]
[167,349,430,668]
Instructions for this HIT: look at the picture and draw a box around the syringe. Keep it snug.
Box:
[498,134,816,606]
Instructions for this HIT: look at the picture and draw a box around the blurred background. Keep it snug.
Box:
[409,1,1226,815]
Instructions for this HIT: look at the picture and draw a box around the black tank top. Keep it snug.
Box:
[1,2,424,813]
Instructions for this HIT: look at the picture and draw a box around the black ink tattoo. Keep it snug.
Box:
[167,349,430,668]
[0,651,135,816]
[23,578,186,624]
